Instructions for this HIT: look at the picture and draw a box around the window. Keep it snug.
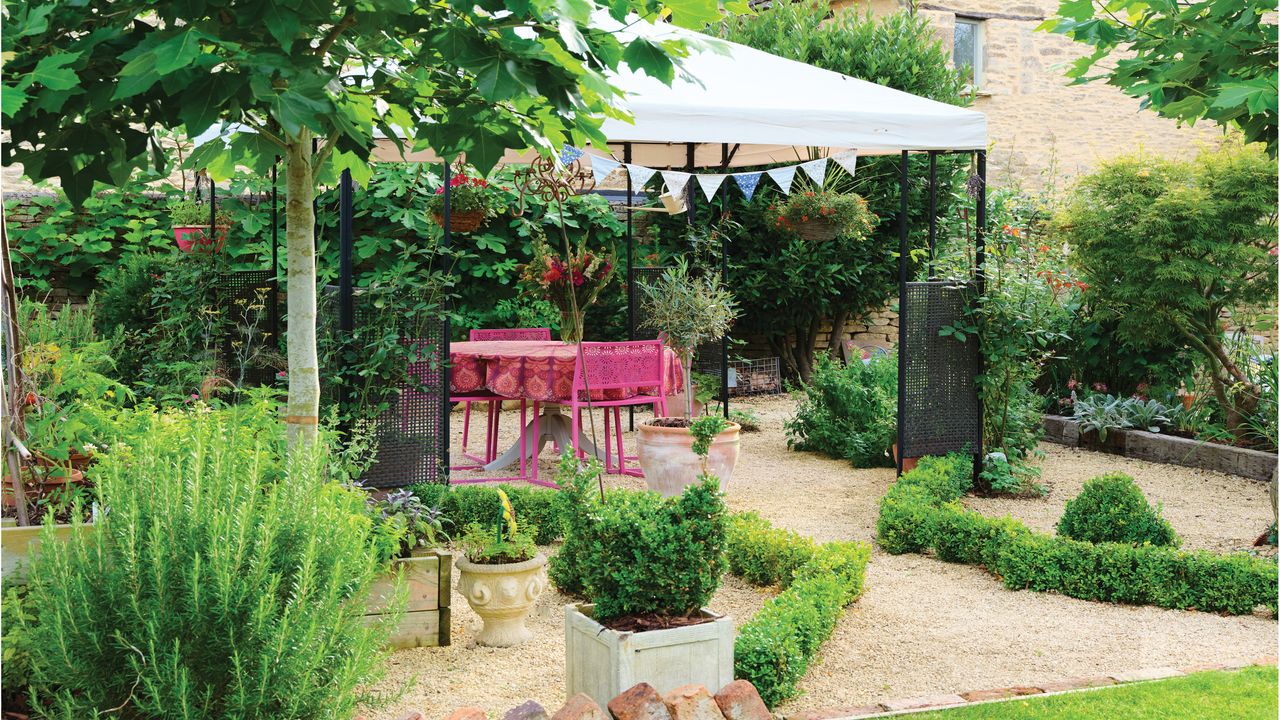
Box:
[953,18,984,89]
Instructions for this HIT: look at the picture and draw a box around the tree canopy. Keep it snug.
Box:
[1041,0,1279,155]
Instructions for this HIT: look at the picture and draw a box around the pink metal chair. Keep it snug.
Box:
[554,340,669,478]
[453,327,550,470]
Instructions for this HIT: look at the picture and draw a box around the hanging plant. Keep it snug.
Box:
[772,190,876,242]
[427,172,493,233]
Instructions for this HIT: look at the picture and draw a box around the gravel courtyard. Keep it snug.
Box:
[365,395,1277,719]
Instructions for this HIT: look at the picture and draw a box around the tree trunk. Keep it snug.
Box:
[683,354,694,420]
[827,308,850,360]
[284,131,320,448]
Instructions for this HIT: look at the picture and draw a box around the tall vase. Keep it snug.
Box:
[560,309,585,344]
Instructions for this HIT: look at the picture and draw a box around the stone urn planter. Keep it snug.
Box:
[636,421,740,497]
[565,603,734,706]
[456,552,548,647]
[364,548,452,649]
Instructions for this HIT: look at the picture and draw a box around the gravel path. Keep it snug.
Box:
[364,395,1276,719]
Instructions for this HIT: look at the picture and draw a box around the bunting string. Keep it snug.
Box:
[576,149,859,200]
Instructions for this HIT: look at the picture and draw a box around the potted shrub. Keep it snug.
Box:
[560,464,731,705]
[637,259,741,496]
[455,490,547,647]
[169,198,229,252]
[427,172,492,233]
[771,189,875,241]
[364,489,453,648]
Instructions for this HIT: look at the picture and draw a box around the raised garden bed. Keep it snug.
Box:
[1042,415,1277,482]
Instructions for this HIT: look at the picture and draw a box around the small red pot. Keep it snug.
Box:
[891,443,919,473]
[173,225,227,253]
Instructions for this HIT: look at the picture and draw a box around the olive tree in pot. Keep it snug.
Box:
[556,454,731,705]
[637,259,741,496]
[455,490,547,647]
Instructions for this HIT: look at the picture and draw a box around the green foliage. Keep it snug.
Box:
[733,540,871,707]
[877,459,1276,616]
[690,414,730,459]
[1041,0,1278,155]
[710,2,969,381]
[724,512,819,588]
[1060,147,1278,439]
[546,453,606,596]
[979,450,1044,497]
[459,522,539,564]
[1072,393,1177,439]
[729,408,761,432]
[1,584,36,710]
[18,402,395,718]
[785,353,896,467]
[366,488,450,562]
[569,477,728,621]
[411,480,569,546]
[1057,473,1179,548]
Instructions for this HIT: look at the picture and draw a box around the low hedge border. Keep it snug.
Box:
[730,516,871,707]
[412,484,871,708]
[877,455,1278,617]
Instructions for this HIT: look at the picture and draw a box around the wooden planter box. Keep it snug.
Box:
[565,603,734,706]
[364,549,452,649]
[1,520,87,581]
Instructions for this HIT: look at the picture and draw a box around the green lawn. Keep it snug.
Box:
[899,667,1277,720]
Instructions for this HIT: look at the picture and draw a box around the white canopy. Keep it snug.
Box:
[370,13,985,169]
[592,15,986,168]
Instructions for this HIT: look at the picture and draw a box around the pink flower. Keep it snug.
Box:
[1092,382,1108,393]
[572,270,585,287]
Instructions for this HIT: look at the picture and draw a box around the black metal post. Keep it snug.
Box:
[625,143,636,430]
[719,143,730,419]
[973,150,987,484]
[209,177,216,231]
[685,143,696,225]
[271,159,280,353]
[441,162,453,482]
[338,169,355,429]
[927,151,938,273]
[311,137,319,253]
[896,150,909,477]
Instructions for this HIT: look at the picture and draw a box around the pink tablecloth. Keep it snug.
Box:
[450,340,682,403]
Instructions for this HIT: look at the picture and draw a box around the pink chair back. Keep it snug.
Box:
[572,340,665,397]
[469,327,551,342]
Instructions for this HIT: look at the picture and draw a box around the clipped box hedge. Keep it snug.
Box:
[728,513,871,707]
[877,455,1278,617]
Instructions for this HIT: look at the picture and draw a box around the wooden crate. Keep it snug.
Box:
[364,548,452,648]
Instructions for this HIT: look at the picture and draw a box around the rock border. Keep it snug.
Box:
[784,657,1279,720]
[1041,415,1277,482]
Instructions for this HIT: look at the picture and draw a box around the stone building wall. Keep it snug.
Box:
[833,0,1228,189]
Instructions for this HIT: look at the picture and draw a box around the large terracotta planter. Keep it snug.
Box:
[565,603,734,706]
[3,467,85,508]
[364,549,452,649]
[636,421,740,497]
[456,552,547,647]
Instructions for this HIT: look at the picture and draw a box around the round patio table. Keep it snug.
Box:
[450,340,682,471]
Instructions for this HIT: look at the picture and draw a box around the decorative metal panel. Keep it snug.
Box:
[216,270,279,387]
[629,266,669,340]
[901,281,982,458]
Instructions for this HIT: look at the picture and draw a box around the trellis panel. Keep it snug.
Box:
[216,270,278,387]
[900,281,982,459]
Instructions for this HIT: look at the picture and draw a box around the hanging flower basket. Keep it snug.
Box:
[773,190,876,243]
[432,210,486,234]
[173,225,228,253]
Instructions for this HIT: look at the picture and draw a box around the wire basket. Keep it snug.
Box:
[693,355,784,397]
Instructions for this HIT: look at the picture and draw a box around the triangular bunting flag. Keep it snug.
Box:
[733,172,763,202]
[660,170,692,199]
[800,158,828,187]
[767,165,797,195]
[696,173,727,201]
[559,145,585,166]
[590,155,621,185]
[627,163,657,189]
[832,151,858,178]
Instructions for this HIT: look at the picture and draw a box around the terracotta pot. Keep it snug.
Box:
[636,421,740,497]
[3,467,85,508]
[1181,394,1196,411]
[173,225,227,253]
[456,552,547,647]
[891,443,918,473]
[432,210,486,233]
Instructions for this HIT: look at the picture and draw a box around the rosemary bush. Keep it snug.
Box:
[18,401,395,718]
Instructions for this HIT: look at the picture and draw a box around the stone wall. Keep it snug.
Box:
[834,0,1227,190]
[412,681,770,720]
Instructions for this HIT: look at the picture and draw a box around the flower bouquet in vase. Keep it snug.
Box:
[518,236,615,344]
